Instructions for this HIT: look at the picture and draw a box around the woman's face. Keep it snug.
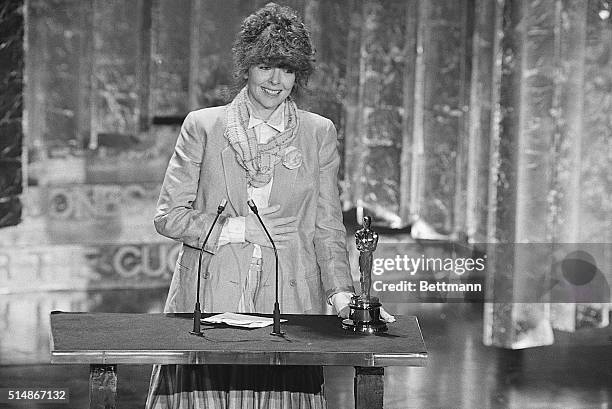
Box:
[246,64,295,118]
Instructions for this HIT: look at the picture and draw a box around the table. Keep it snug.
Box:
[50,312,427,408]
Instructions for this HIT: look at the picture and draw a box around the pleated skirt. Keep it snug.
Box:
[144,364,327,409]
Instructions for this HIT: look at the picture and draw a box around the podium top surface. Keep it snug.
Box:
[50,312,427,367]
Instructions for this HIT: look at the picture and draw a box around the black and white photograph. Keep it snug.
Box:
[0,0,610,408]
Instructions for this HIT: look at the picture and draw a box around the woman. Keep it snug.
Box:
[145,3,355,408]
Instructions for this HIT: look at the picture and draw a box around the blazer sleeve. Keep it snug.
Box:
[314,119,355,298]
[154,111,227,253]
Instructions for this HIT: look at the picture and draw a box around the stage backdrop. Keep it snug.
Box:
[0,0,610,350]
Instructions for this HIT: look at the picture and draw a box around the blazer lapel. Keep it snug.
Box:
[221,146,248,215]
[269,158,298,210]
[269,122,302,211]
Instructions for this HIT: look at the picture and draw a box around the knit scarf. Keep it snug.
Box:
[224,87,299,188]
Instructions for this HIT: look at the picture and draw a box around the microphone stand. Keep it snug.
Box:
[190,199,227,336]
[247,199,284,336]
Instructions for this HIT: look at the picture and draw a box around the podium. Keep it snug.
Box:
[50,312,427,409]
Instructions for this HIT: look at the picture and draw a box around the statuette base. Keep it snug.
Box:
[342,296,388,334]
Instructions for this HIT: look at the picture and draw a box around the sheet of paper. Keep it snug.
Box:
[202,312,287,328]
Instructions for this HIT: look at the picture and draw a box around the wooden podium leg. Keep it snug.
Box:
[89,364,117,409]
[354,366,384,409]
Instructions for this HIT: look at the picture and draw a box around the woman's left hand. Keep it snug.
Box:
[379,307,396,323]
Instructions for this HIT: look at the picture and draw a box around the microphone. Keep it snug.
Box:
[191,199,227,336]
[247,199,284,336]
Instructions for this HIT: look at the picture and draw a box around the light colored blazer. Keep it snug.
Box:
[154,105,354,314]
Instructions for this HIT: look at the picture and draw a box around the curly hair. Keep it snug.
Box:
[231,2,315,99]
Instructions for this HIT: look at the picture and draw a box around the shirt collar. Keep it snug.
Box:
[246,99,286,132]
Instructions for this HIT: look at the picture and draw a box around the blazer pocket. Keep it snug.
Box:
[176,261,191,273]
[205,246,242,287]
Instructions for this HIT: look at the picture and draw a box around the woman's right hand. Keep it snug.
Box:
[245,205,297,247]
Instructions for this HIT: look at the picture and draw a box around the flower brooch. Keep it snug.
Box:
[282,146,303,170]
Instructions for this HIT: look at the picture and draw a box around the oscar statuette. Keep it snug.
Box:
[342,216,388,334]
